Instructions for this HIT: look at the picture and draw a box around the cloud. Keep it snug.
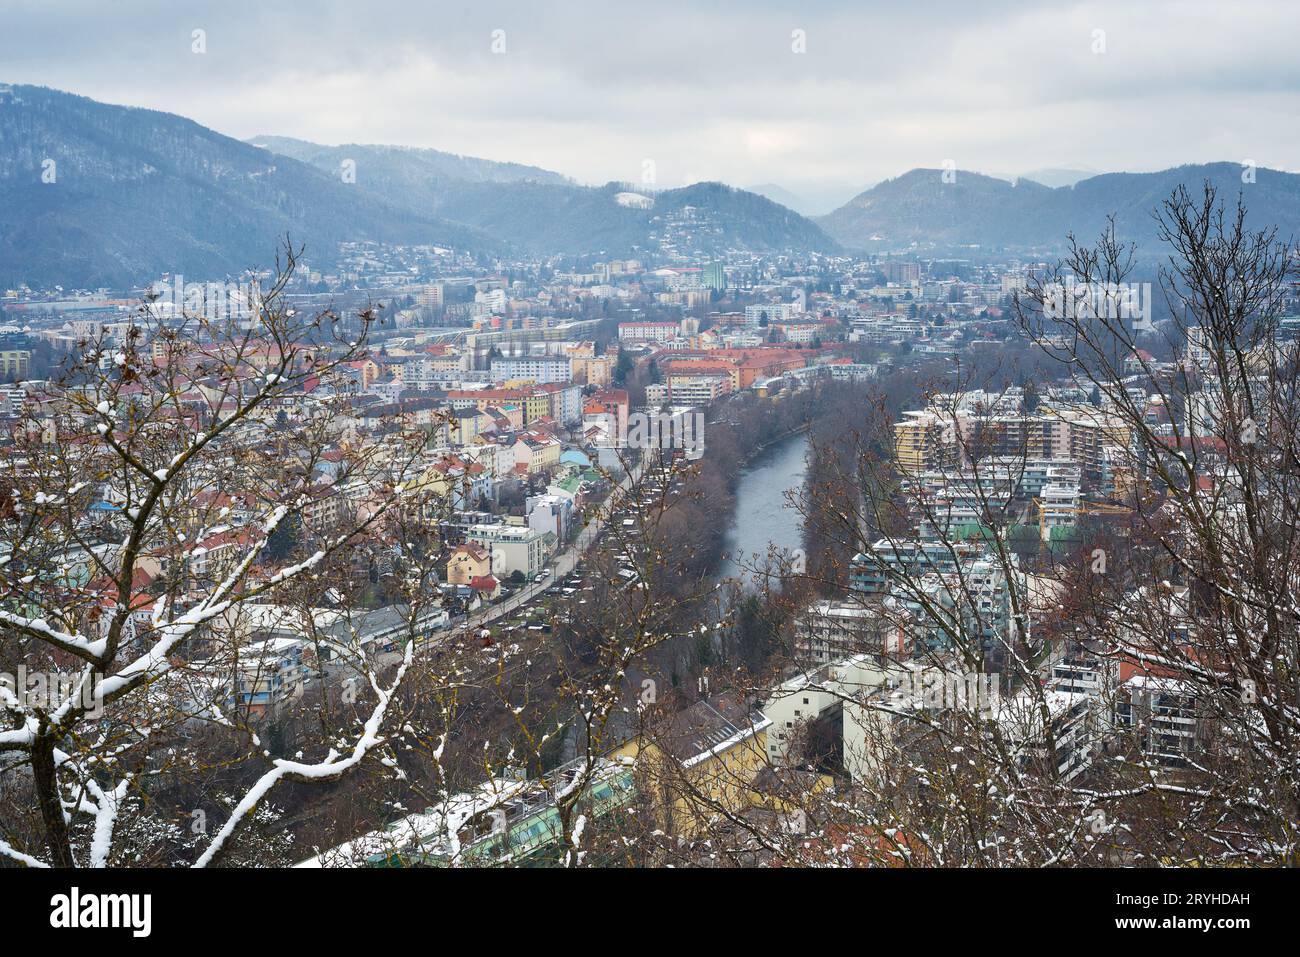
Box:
[3,0,1299,190]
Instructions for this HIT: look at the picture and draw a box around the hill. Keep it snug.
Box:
[0,85,497,288]
[819,164,1300,255]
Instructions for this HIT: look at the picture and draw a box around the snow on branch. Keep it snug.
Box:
[192,639,415,868]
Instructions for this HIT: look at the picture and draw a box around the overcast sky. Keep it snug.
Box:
[4,0,1299,200]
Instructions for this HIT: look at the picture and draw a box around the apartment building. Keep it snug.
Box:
[849,539,981,595]
[793,600,899,667]
[489,356,572,385]
[465,523,551,579]
[995,685,1098,783]
[227,636,308,719]
[663,373,731,405]
[403,353,469,391]
[893,410,959,474]
[617,321,679,343]
[570,354,614,387]
[880,261,921,284]
[1116,675,1205,765]
[744,302,798,327]
[0,349,31,380]
[415,283,444,309]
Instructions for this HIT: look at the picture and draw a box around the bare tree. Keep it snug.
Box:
[0,251,449,867]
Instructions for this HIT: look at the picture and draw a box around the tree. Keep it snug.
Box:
[263,509,301,563]
[625,184,1300,868]
[1011,184,1300,863]
[0,251,447,868]
[614,347,634,385]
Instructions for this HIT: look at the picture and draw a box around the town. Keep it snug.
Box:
[4,215,1296,873]
[0,11,1294,938]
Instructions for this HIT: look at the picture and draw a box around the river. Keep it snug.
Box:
[719,430,810,591]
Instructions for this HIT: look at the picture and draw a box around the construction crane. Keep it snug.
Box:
[1032,497,1135,544]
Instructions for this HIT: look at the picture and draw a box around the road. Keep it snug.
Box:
[465,451,649,629]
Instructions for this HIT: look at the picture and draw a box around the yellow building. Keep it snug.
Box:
[513,432,561,474]
[610,695,771,838]
[571,354,614,388]
[446,543,491,585]
[0,349,31,380]
[893,410,957,474]
[520,391,551,424]
[450,408,493,444]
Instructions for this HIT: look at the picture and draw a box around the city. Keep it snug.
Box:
[0,0,1290,939]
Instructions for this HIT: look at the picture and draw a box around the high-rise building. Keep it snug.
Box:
[880,261,921,284]
[416,284,444,309]
[702,261,726,292]
[893,410,958,474]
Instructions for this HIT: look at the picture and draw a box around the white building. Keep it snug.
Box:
[617,321,680,343]
[465,523,552,579]
[489,356,572,385]
[745,303,796,327]
[794,600,896,667]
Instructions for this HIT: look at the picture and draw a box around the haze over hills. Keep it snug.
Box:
[256,135,838,258]
[747,181,874,217]
[1017,166,1101,189]
[819,164,1300,255]
[0,84,500,289]
[250,135,574,199]
[0,84,838,288]
[747,172,1094,216]
[5,82,1295,290]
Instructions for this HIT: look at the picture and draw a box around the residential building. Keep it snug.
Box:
[490,356,572,385]
[465,523,551,579]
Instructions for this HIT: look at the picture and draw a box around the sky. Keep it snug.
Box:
[3,0,1299,208]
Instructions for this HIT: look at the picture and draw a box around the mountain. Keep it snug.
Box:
[249,135,573,211]
[428,179,837,256]
[820,170,1054,249]
[0,81,837,290]
[262,136,838,258]
[819,164,1300,254]
[0,84,498,289]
